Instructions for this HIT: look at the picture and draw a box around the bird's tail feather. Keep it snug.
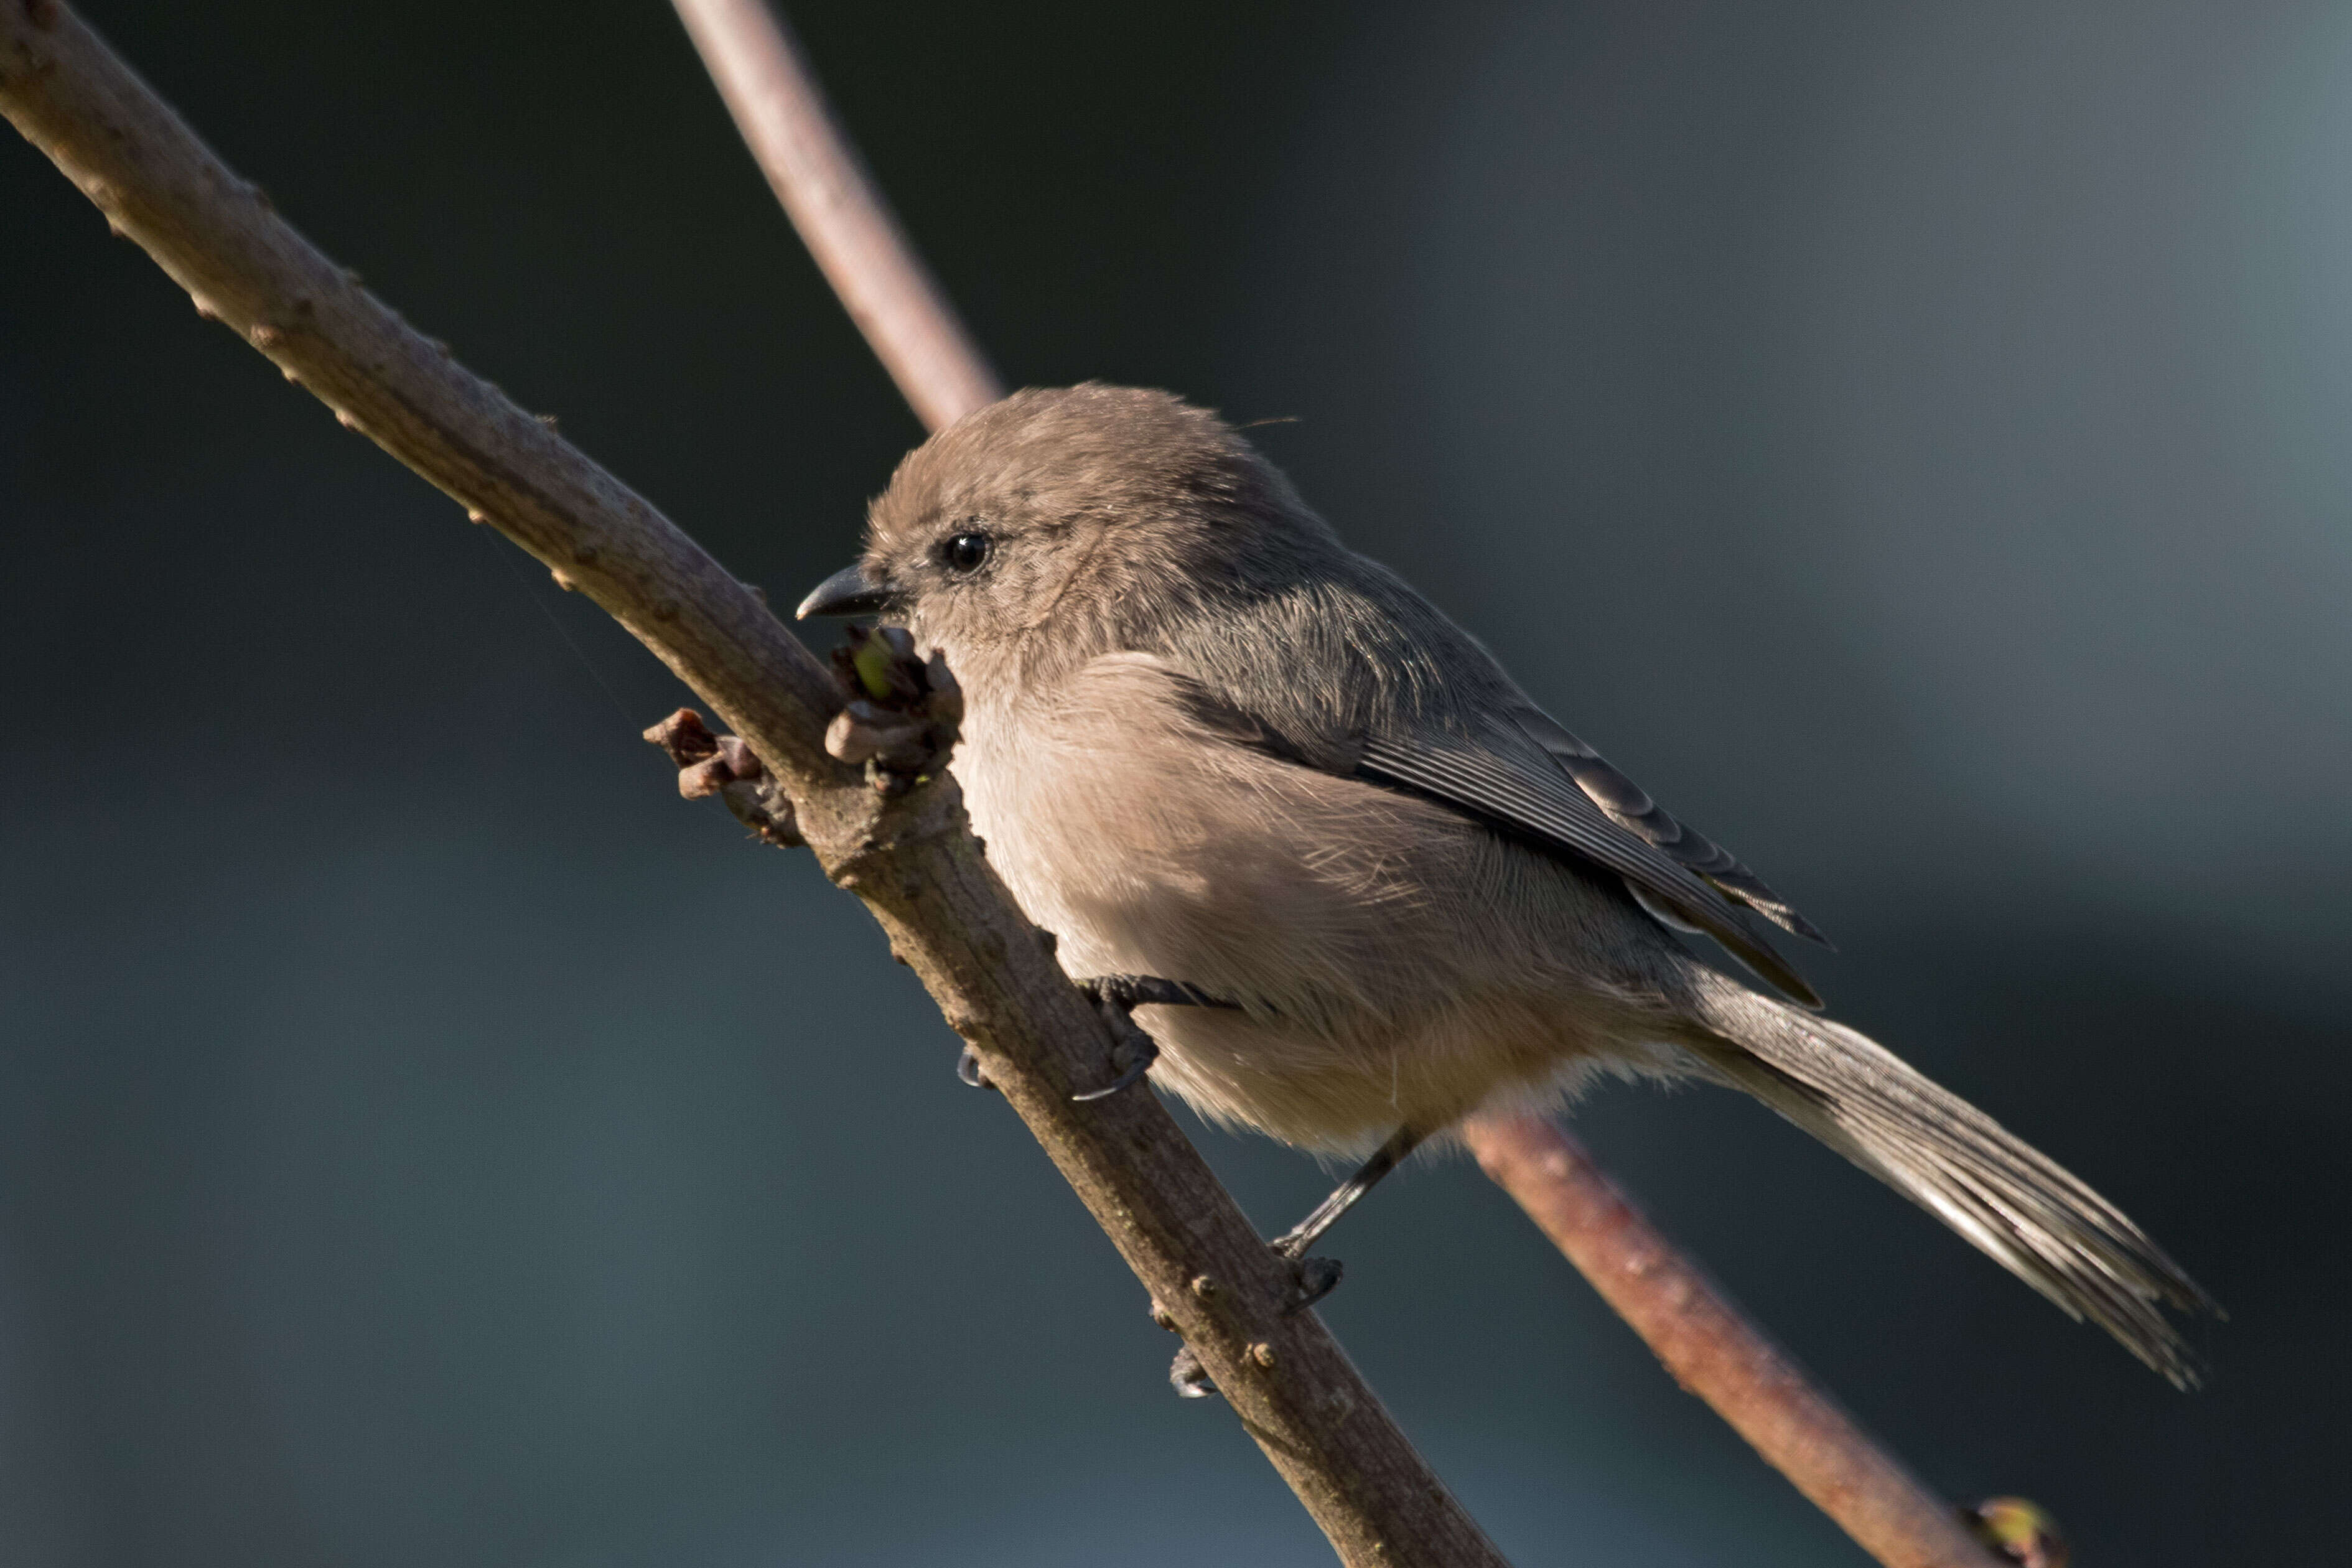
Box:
[1679,973,2216,1386]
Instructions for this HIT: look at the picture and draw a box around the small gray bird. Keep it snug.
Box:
[800,383,2213,1384]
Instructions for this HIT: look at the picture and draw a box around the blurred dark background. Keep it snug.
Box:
[3,1,2347,1562]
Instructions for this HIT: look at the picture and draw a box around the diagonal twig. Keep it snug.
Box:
[0,6,1505,1566]
[671,0,1001,432]
[1465,1114,1999,1568]
[660,3,2007,1566]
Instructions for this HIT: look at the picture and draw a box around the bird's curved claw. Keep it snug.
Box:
[1284,1255,1345,1314]
[1071,1023,1157,1102]
[1169,1345,1218,1399]
[1069,972,1233,1103]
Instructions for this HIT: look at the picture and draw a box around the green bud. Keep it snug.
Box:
[852,632,897,702]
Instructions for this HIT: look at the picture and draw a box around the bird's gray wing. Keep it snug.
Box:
[1142,637,1827,1007]
[1502,703,1827,945]
[1354,700,1827,1008]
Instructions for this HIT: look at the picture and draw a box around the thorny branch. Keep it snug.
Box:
[1,4,1503,1566]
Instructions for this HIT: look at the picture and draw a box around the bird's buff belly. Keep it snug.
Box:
[953,717,1671,1153]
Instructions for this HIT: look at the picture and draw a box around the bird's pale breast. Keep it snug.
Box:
[949,650,1694,1151]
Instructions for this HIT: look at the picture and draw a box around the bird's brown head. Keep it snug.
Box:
[798,385,1328,665]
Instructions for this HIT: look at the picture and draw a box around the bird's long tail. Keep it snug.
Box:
[1678,971,2216,1386]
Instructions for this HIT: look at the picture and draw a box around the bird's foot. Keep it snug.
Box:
[1070,997,1158,1103]
[1080,974,1232,1010]
[1068,974,1236,1103]
[1269,1230,1346,1314]
[1255,1127,1423,1312]
[1167,1345,1218,1399]
[1149,1295,1222,1400]
[955,1043,995,1092]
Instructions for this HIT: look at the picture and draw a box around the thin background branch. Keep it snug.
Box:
[671,0,1002,431]
[660,2,2007,1566]
[1463,1114,1999,1568]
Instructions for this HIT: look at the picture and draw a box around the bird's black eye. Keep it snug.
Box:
[943,531,991,572]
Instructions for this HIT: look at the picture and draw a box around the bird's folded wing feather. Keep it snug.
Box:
[1354,706,1826,1008]
[1126,648,1827,1007]
[1503,703,1827,945]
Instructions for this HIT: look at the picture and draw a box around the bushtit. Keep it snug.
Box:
[801,384,2211,1383]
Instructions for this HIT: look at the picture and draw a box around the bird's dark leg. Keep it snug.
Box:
[1269,1125,1427,1312]
[1068,974,1238,1103]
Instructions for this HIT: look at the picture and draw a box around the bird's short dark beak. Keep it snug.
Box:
[795,563,892,620]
